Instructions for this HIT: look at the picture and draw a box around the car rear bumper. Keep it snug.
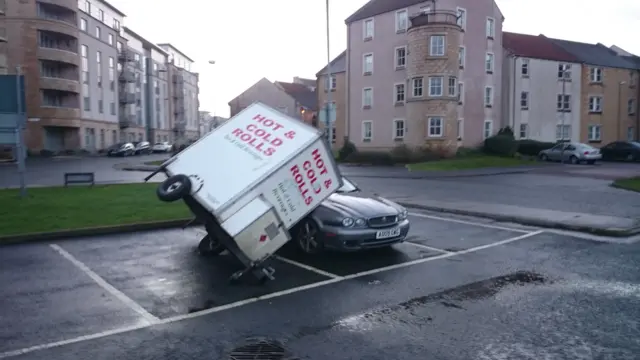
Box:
[579,154,602,161]
[319,219,411,251]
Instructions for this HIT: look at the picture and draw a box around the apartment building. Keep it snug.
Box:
[316,50,347,148]
[346,0,504,154]
[159,43,200,141]
[546,37,639,144]
[502,32,582,142]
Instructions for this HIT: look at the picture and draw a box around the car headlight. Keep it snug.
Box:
[398,209,408,219]
[355,218,366,226]
[342,217,354,227]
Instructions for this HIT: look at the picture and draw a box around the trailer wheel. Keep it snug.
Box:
[197,234,224,256]
[157,174,191,202]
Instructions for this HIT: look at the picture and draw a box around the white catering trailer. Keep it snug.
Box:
[146,102,342,283]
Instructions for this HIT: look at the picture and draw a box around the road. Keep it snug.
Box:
[1,211,638,359]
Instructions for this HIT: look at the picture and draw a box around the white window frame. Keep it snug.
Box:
[325,75,337,90]
[558,63,571,80]
[556,125,571,140]
[428,76,443,96]
[484,86,493,107]
[486,17,495,38]
[521,59,529,77]
[81,18,87,31]
[394,46,406,69]
[628,99,636,115]
[588,96,602,113]
[456,7,466,29]
[412,77,423,97]
[419,6,431,14]
[394,83,405,104]
[458,82,464,104]
[448,77,457,97]
[95,26,100,38]
[428,117,443,137]
[557,94,571,111]
[587,125,601,141]
[395,9,408,33]
[631,71,637,86]
[393,119,405,139]
[363,53,373,75]
[485,52,494,73]
[362,121,372,141]
[457,119,463,140]
[363,18,374,40]
[519,124,528,139]
[589,67,603,83]
[429,35,445,56]
[627,127,635,141]
[458,46,465,68]
[520,91,529,109]
[483,120,493,139]
[362,87,373,108]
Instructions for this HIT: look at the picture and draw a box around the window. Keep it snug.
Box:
[362,88,373,108]
[558,63,571,79]
[393,119,405,139]
[113,19,120,30]
[110,102,115,115]
[108,33,113,45]
[80,18,87,31]
[429,76,443,96]
[84,96,90,111]
[419,6,431,14]
[395,10,408,32]
[457,119,463,140]
[521,59,529,76]
[519,124,528,139]
[324,75,336,90]
[363,18,374,40]
[520,91,529,109]
[628,99,636,115]
[395,46,406,69]
[631,71,636,86]
[363,53,373,74]
[485,53,494,73]
[556,125,571,140]
[456,8,466,29]
[590,67,602,82]
[428,117,443,137]
[98,99,103,113]
[557,94,571,111]
[362,121,372,140]
[458,46,465,68]
[628,127,635,141]
[81,44,88,57]
[412,77,423,97]
[429,35,445,56]
[84,1,90,12]
[95,26,100,39]
[394,83,405,103]
[588,125,601,141]
[448,77,456,97]
[588,96,602,113]
[98,9,104,21]
[486,18,495,38]
[483,120,493,139]
[458,82,464,103]
[484,86,493,107]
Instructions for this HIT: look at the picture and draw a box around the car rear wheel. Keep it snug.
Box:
[295,219,323,255]
[570,155,579,164]
[627,154,636,161]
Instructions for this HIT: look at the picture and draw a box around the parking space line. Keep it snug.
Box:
[409,212,531,233]
[0,231,544,360]
[49,244,160,325]
[273,255,342,279]
[404,241,454,254]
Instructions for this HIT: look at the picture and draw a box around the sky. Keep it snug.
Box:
[108,0,640,118]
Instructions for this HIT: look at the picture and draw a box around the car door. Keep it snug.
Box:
[562,144,576,162]
[546,144,564,161]
[617,143,636,161]
[600,142,618,160]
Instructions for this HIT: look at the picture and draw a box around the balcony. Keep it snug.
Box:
[0,27,6,43]
[172,74,184,83]
[173,121,186,131]
[119,92,135,104]
[117,48,135,62]
[119,114,136,129]
[409,10,460,29]
[0,0,5,15]
[39,77,80,93]
[118,69,135,83]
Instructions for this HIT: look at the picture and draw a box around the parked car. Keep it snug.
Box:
[107,142,135,157]
[152,142,172,153]
[600,141,640,162]
[133,141,152,155]
[539,142,601,164]
[198,177,410,256]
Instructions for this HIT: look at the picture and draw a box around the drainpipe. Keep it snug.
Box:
[345,27,351,143]
[511,55,518,130]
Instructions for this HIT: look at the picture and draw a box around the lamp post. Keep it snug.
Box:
[559,66,568,163]
[617,81,626,141]
[324,0,333,147]
[198,60,216,138]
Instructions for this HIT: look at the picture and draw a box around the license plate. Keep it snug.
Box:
[376,228,401,239]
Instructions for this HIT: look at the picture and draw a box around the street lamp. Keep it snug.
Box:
[324,0,334,148]
[197,60,216,138]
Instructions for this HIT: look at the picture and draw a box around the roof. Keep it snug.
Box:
[622,55,640,69]
[157,43,195,62]
[100,0,126,17]
[316,50,347,76]
[122,27,168,55]
[275,81,317,110]
[544,36,637,70]
[502,32,579,62]
[346,0,421,24]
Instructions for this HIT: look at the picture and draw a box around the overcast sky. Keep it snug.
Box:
[108,0,640,117]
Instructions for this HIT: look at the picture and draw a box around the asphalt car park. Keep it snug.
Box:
[1,212,639,359]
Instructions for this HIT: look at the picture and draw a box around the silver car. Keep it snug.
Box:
[291,177,410,254]
[539,142,602,164]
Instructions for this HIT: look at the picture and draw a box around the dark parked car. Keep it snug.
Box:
[133,141,152,155]
[600,141,640,162]
[107,142,135,157]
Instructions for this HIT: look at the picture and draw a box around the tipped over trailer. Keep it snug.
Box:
[145,102,342,284]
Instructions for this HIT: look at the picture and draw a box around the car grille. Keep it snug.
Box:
[367,215,398,228]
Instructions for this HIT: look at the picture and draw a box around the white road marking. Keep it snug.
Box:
[0,230,544,359]
[404,242,454,254]
[49,244,160,325]
[409,212,531,233]
[273,255,341,279]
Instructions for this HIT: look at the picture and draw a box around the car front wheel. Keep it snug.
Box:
[540,154,548,161]
[295,219,323,255]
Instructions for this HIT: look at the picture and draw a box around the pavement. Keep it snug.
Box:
[1,211,639,359]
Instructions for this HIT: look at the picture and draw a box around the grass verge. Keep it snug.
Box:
[0,183,190,237]
[407,155,532,172]
[144,160,166,166]
[612,177,640,193]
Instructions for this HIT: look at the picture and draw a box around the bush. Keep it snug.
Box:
[516,139,555,156]
[456,146,483,158]
[345,151,395,165]
[390,144,414,163]
[484,135,518,157]
[497,126,515,137]
[337,140,357,161]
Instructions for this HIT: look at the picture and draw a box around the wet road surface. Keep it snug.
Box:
[1,212,639,359]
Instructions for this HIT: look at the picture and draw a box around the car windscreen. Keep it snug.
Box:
[631,141,640,148]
